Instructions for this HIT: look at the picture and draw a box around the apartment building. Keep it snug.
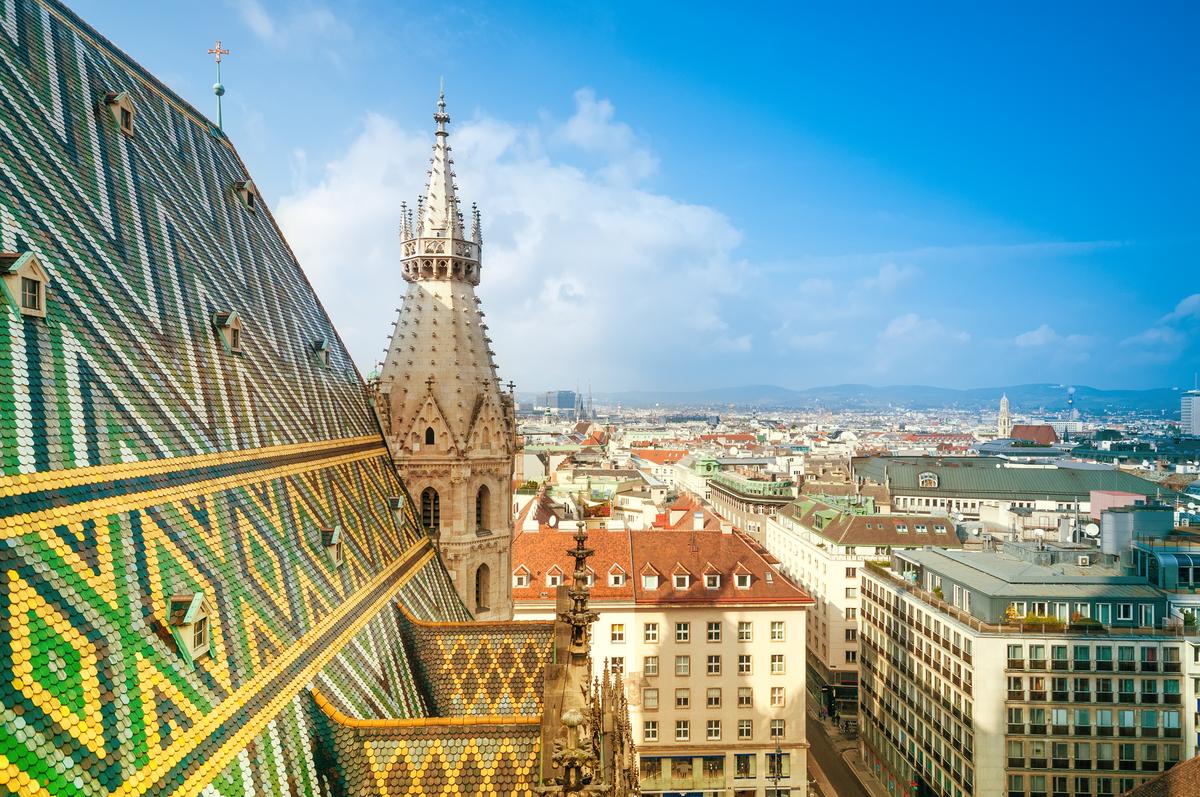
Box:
[709,470,795,540]
[859,546,1192,797]
[512,499,813,797]
[764,497,959,716]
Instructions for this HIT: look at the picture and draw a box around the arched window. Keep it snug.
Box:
[474,563,491,613]
[421,487,440,532]
[476,484,491,531]
[425,426,436,446]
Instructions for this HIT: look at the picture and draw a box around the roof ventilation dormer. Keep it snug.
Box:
[168,592,211,666]
[1,252,49,318]
[233,179,260,211]
[320,525,344,568]
[212,311,243,354]
[101,91,135,136]
[311,338,331,368]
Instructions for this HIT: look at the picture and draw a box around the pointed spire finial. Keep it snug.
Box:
[434,77,450,135]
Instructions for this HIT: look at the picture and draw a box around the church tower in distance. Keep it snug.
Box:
[374,90,516,620]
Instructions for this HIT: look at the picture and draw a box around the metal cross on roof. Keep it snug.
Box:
[207,40,230,63]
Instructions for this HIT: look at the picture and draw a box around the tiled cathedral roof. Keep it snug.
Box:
[0,2,550,796]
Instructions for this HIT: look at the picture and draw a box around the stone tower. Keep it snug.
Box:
[997,393,1013,438]
[374,90,517,620]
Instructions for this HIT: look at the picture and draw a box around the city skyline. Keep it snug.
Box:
[70,0,1200,391]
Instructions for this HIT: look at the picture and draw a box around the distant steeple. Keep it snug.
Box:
[998,393,1013,438]
[418,83,463,239]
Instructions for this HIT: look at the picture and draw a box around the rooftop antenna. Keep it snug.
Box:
[208,39,230,130]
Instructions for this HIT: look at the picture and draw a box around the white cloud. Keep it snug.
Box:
[557,89,658,183]
[232,0,350,49]
[276,92,750,389]
[1120,292,1200,363]
[1014,324,1090,348]
[858,261,918,292]
[1164,293,1200,323]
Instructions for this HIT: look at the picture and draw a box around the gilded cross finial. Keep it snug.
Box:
[207,40,231,130]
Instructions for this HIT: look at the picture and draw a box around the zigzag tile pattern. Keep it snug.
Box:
[404,621,554,717]
[0,2,559,796]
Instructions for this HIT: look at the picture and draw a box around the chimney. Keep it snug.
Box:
[693,512,705,532]
[670,508,686,527]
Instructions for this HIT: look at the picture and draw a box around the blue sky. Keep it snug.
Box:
[73,0,1200,391]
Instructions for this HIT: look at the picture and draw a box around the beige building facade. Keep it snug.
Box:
[373,92,516,619]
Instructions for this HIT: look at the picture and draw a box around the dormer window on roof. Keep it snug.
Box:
[546,566,563,587]
[0,252,49,318]
[212,311,243,354]
[608,564,627,587]
[233,180,260,211]
[311,338,331,368]
[320,525,343,568]
[513,566,530,588]
[168,592,210,664]
[673,573,690,590]
[642,573,659,590]
[705,573,721,589]
[101,91,135,136]
[735,573,751,589]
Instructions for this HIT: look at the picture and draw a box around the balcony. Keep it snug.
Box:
[1142,761,1161,772]
[1096,727,1114,737]
[1141,661,1159,673]
[1096,661,1113,671]
[1142,728,1159,738]
[1164,693,1182,705]
[1119,727,1137,737]
[1096,760,1114,771]
[1007,723,1026,734]
[1118,693,1137,704]
[1141,694,1158,704]
[1052,660,1070,671]
[1118,661,1136,672]
[1030,659,1047,670]
[1096,692,1113,703]
[1074,692,1091,703]
[1007,757,1025,768]
[1119,761,1137,771]
[1052,724,1069,735]
[1073,661,1091,671]
[1029,724,1048,735]
[1164,661,1181,673]
[1052,691,1069,702]
[1075,759,1092,769]
[1053,758,1070,769]
[1074,725,1092,736]
[1165,727,1182,738]
[1030,690,1048,701]
[1030,758,1048,769]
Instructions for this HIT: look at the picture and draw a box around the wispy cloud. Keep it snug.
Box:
[231,0,351,50]
[1014,324,1090,348]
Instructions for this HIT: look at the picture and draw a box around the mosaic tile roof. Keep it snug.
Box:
[0,2,555,796]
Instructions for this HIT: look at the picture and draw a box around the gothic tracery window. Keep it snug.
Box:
[421,487,440,532]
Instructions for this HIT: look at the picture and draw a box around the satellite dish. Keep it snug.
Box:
[1084,523,1100,538]
[548,515,558,528]
[1032,528,1046,538]
[952,512,964,523]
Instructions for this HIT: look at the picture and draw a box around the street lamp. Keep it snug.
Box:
[770,739,784,796]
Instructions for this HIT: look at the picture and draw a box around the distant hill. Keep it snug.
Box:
[596,383,1183,414]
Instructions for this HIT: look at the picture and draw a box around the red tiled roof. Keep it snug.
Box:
[1010,424,1059,445]
[699,433,756,443]
[631,530,812,606]
[1122,756,1200,797]
[631,448,687,465]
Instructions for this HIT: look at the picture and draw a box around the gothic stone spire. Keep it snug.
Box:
[400,87,482,285]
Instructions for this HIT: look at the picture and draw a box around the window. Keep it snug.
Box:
[644,656,659,676]
[643,688,659,710]
[738,654,752,674]
[738,621,752,641]
[513,571,529,588]
[706,621,722,642]
[896,524,908,534]
[735,753,756,777]
[20,277,41,312]
[671,758,692,779]
[192,616,208,652]
[770,719,785,739]
[915,524,928,534]
[642,574,659,589]
[212,311,243,354]
[770,621,785,641]
[771,686,785,707]
[845,587,857,599]
[420,487,440,531]
[643,721,658,742]
[644,623,659,643]
[770,654,785,674]
[320,526,344,569]
[846,607,857,620]
[736,573,751,589]
[706,687,721,708]
[705,573,720,589]
[675,688,690,709]
[766,753,790,780]
[706,655,721,675]
[120,106,133,134]
[475,485,491,531]
[675,622,690,642]
[546,572,562,588]
[1117,604,1133,621]
[845,650,858,663]
[610,656,624,674]
[168,592,211,662]
[845,628,858,642]
[706,719,721,740]
[738,687,753,707]
[611,624,625,643]
[609,570,626,587]
[845,567,857,578]
[424,426,436,446]
[675,655,690,676]
[675,720,690,742]
[674,573,690,589]
[738,719,753,740]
